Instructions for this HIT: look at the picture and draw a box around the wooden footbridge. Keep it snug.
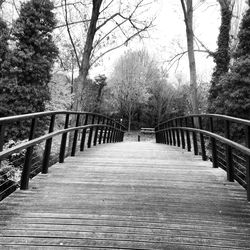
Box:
[0,111,250,249]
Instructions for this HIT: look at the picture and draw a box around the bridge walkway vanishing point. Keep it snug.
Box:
[0,141,250,249]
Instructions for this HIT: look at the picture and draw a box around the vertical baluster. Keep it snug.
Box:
[107,120,112,143]
[87,114,95,148]
[185,117,191,151]
[180,118,185,149]
[71,114,80,156]
[42,114,55,174]
[198,116,206,161]
[99,117,105,144]
[59,114,70,163]
[191,117,198,155]
[93,116,101,146]
[110,121,116,143]
[172,121,176,146]
[20,118,37,190]
[210,117,218,168]
[0,124,5,167]
[80,114,88,151]
[103,119,109,143]
[245,125,250,201]
[176,119,180,147]
[155,126,158,143]
[165,124,169,145]
[225,120,234,182]
[168,122,172,146]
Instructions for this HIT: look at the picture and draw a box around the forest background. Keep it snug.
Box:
[0,0,249,132]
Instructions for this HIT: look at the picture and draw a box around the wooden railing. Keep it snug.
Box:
[155,114,250,201]
[0,111,126,200]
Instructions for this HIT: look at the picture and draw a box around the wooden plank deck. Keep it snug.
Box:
[0,141,250,249]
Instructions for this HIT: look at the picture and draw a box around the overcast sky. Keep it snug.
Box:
[94,0,246,85]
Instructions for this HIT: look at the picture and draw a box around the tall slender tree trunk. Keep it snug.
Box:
[180,0,198,114]
[74,0,103,111]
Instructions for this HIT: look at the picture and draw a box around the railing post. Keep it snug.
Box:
[103,119,109,143]
[176,119,180,147]
[245,125,250,201]
[168,122,172,146]
[180,118,185,149]
[155,126,159,143]
[42,114,55,174]
[110,122,116,142]
[59,114,70,163]
[93,116,101,146]
[87,114,95,148]
[172,121,176,146]
[98,117,105,144]
[198,116,206,161]
[0,124,5,167]
[20,118,37,190]
[165,125,169,145]
[107,121,113,143]
[185,117,191,152]
[191,117,198,155]
[71,114,80,156]
[209,117,218,168]
[80,114,88,151]
[225,120,234,182]
[106,120,111,143]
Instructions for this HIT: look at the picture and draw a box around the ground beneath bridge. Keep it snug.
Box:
[0,142,250,249]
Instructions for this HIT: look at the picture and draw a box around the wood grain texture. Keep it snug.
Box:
[0,142,250,249]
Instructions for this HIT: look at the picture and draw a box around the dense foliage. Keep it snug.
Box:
[212,8,250,119]
[0,17,9,78]
[208,6,232,112]
[0,0,58,139]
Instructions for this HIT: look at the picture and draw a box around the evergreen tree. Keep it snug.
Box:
[0,0,58,117]
[212,8,250,119]
[0,17,9,78]
[207,4,232,112]
[0,0,58,139]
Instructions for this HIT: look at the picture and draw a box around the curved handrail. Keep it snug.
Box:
[0,110,126,130]
[155,114,250,201]
[0,124,124,160]
[156,113,250,128]
[0,111,126,200]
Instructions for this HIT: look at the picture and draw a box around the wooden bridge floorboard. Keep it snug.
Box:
[0,142,250,249]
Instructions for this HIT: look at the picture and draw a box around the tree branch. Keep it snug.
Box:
[63,0,81,69]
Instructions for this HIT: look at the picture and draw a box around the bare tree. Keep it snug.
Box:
[180,0,198,114]
[59,0,154,111]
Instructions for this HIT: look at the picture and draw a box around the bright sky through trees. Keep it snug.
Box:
[93,0,246,84]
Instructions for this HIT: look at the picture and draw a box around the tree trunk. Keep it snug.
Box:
[75,0,103,111]
[181,0,199,114]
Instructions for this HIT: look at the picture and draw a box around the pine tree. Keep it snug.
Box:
[0,0,58,139]
[212,8,250,119]
[0,17,9,78]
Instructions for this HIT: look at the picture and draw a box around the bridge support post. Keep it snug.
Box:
[59,114,70,163]
[80,114,89,151]
[225,120,234,182]
[180,118,185,149]
[20,118,37,190]
[71,114,80,156]
[185,118,191,151]
[42,114,55,174]
[0,124,5,167]
[198,117,206,161]
[246,125,250,201]
[191,117,198,155]
[209,117,218,168]
[88,115,95,148]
